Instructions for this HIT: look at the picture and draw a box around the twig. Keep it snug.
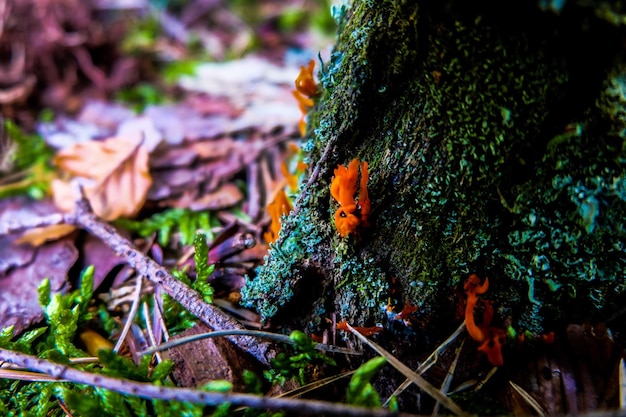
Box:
[138,328,359,356]
[0,186,277,366]
[0,348,420,417]
[71,185,277,365]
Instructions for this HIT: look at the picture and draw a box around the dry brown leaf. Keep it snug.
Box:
[53,136,144,182]
[0,238,77,335]
[52,136,152,220]
[15,224,77,246]
[190,183,243,210]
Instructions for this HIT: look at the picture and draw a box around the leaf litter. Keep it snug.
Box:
[1,35,308,353]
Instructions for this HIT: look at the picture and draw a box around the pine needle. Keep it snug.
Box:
[343,322,470,417]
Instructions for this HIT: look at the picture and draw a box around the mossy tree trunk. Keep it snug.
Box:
[243,0,626,345]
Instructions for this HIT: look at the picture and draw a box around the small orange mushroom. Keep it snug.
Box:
[541,331,555,344]
[336,320,383,336]
[477,328,506,367]
[264,189,292,244]
[394,301,418,321]
[295,59,318,98]
[292,59,318,136]
[330,159,370,237]
[464,274,506,366]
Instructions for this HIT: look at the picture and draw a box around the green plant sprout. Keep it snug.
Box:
[345,356,386,408]
[263,330,336,386]
[115,208,215,247]
[193,233,215,304]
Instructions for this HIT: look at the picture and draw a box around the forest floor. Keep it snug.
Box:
[0,1,624,416]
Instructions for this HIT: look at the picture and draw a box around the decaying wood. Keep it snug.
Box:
[167,322,262,391]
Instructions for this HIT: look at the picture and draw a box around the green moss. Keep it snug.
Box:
[241,206,328,321]
[245,0,626,337]
[500,128,626,331]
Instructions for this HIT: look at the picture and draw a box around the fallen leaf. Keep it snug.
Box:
[52,135,152,220]
[0,238,77,335]
[53,135,144,183]
[15,224,77,246]
[170,183,244,211]
[0,196,74,249]
[0,236,34,274]
[80,234,127,291]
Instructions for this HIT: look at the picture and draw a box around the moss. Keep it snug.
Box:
[359,9,572,319]
[333,247,388,324]
[241,206,329,321]
[500,126,626,331]
[245,0,626,338]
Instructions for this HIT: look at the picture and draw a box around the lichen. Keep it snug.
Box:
[241,206,329,321]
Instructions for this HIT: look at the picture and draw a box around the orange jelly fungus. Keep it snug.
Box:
[336,320,383,336]
[541,331,555,344]
[394,301,418,321]
[264,189,292,244]
[292,59,319,136]
[295,59,318,97]
[464,274,506,366]
[330,159,370,237]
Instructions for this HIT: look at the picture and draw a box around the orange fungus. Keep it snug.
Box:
[330,159,370,237]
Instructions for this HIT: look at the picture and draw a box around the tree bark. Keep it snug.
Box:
[243,0,626,344]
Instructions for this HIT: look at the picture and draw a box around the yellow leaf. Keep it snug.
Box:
[79,329,114,356]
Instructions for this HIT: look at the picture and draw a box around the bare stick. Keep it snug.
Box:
[0,187,277,366]
[0,348,419,417]
[74,188,277,366]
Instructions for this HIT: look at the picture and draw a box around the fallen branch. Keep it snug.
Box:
[0,348,417,417]
[0,185,276,366]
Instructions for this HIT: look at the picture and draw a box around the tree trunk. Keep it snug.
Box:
[243,0,626,361]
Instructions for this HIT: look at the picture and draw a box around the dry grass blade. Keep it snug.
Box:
[113,275,143,352]
[275,370,357,399]
[343,322,470,417]
[473,366,498,392]
[384,321,466,406]
[509,381,546,417]
[432,341,464,417]
[0,368,66,382]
